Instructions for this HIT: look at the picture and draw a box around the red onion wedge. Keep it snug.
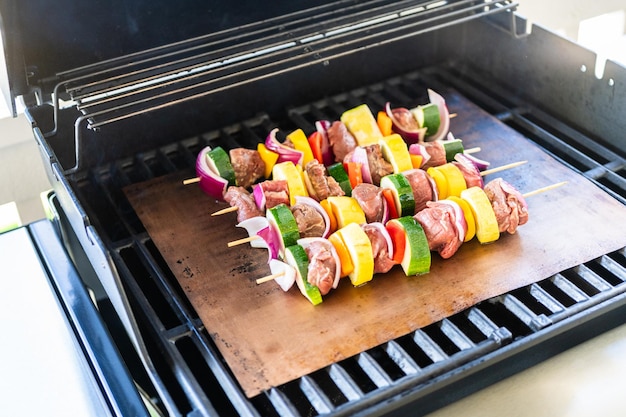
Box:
[426,89,450,142]
[385,102,427,144]
[350,146,373,184]
[257,226,281,261]
[265,128,304,166]
[454,153,484,188]
[297,237,342,290]
[196,146,228,200]
[294,195,331,238]
[460,152,490,171]
[268,259,296,291]
[236,217,281,262]
[408,143,432,168]
[236,217,269,249]
[252,183,267,211]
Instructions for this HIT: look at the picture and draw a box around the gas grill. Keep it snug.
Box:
[2,1,626,416]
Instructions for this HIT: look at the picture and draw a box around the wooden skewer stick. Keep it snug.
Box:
[183,177,200,185]
[480,160,528,177]
[227,235,260,247]
[212,206,238,216]
[523,181,568,198]
[256,271,285,285]
[449,113,458,119]
[463,146,481,154]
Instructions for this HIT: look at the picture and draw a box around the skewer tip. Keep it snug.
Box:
[523,181,568,198]
[183,177,200,185]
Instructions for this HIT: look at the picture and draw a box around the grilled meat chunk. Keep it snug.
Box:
[229,148,265,189]
[257,180,290,209]
[224,186,263,223]
[304,240,337,295]
[365,144,393,186]
[327,121,357,162]
[362,224,396,274]
[414,201,462,259]
[403,168,436,213]
[305,160,345,201]
[291,203,326,238]
[351,183,384,223]
[484,178,528,234]
[421,141,447,169]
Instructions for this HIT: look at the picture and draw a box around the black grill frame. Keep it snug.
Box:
[56,64,626,416]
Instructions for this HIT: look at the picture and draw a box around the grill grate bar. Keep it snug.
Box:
[413,329,449,363]
[440,318,476,351]
[599,252,626,282]
[357,352,393,389]
[386,340,421,376]
[575,264,614,293]
[299,376,335,415]
[552,273,590,304]
[500,294,552,331]
[529,283,566,314]
[328,364,365,402]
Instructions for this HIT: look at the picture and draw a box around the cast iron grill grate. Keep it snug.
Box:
[73,66,626,416]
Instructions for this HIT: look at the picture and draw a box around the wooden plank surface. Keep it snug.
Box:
[124,90,626,397]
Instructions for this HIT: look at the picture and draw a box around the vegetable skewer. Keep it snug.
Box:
[252,180,566,292]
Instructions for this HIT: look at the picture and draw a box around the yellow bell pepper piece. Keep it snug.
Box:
[434,163,467,197]
[460,187,500,244]
[341,104,384,147]
[427,167,448,199]
[377,111,393,136]
[319,199,338,235]
[380,134,413,173]
[410,154,424,169]
[328,231,353,277]
[335,223,374,286]
[447,196,476,242]
[326,196,366,229]
[257,143,279,178]
[272,161,308,206]
[286,128,315,167]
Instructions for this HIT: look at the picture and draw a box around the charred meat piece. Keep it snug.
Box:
[224,186,263,223]
[327,121,357,162]
[257,180,289,209]
[365,144,393,186]
[414,201,462,259]
[351,183,384,223]
[291,203,326,238]
[229,148,265,189]
[362,224,396,274]
[484,178,529,234]
[403,169,436,213]
[305,160,345,201]
[304,240,337,295]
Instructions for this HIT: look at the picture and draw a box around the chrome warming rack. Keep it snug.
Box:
[42,0,521,173]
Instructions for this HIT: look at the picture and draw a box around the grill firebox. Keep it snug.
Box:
[55,65,626,416]
[4,1,626,415]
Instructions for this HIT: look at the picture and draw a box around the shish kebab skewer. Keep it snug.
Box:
[245,179,567,305]
[182,89,473,188]
[210,159,527,218]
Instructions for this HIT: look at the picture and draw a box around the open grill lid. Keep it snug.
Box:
[0,0,522,117]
